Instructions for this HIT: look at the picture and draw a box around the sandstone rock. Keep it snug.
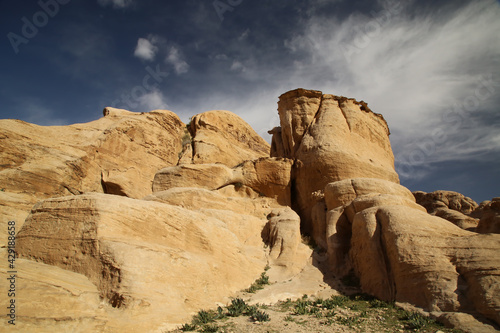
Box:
[320,179,424,276]
[268,126,285,158]
[153,158,293,206]
[189,110,270,167]
[0,251,108,332]
[145,187,279,220]
[438,312,499,333]
[153,163,235,192]
[270,89,399,232]
[3,89,500,333]
[433,208,479,231]
[262,207,312,278]
[476,198,500,234]
[275,88,323,158]
[324,178,416,211]
[16,193,269,331]
[0,108,185,244]
[413,190,478,215]
[233,157,293,206]
[413,190,479,230]
[318,178,500,327]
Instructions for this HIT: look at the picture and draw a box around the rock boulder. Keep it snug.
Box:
[188,110,270,167]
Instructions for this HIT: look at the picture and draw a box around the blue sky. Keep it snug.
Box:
[1,0,499,203]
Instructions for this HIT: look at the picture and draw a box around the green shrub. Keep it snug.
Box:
[226,298,247,317]
[336,316,360,327]
[180,323,197,331]
[328,295,349,307]
[400,311,433,330]
[369,298,391,308]
[245,271,270,293]
[293,299,311,315]
[251,310,270,322]
[256,272,269,285]
[245,305,259,317]
[193,310,217,325]
[200,323,219,332]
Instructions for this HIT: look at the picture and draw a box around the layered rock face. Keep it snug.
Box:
[269,89,500,329]
[323,179,500,327]
[186,110,270,167]
[475,198,500,234]
[414,190,479,230]
[270,89,399,233]
[1,107,309,332]
[2,89,499,332]
[0,107,184,242]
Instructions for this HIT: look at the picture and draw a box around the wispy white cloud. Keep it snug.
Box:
[230,60,245,72]
[97,0,133,9]
[138,90,169,111]
[281,0,500,179]
[134,37,158,61]
[174,0,500,187]
[165,46,190,75]
[238,29,250,41]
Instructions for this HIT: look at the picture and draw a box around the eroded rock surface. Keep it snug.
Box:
[188,110,270,167]
[270,89,399,232]
[153,157,293,206]
[3,90,499,332]
[321,178,500,327]
[15,193,271,331]
[476,198,500,234]
[414,190,479,230]
[0,108,184,243]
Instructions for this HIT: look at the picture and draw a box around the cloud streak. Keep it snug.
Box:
[166,46,190,75]
[281,0,500,180]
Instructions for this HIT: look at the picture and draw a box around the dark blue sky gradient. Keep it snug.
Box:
[1,0,499,203]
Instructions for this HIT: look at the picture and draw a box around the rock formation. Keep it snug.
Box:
[0,107,184,242]
[269,89,399,233]
[322,179,500,326]
[1,89,499,332]
[186,110,270,167]
[414,190,479,230]
[475,198,500,234]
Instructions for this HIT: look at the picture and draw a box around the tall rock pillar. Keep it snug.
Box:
[270,88,399,233]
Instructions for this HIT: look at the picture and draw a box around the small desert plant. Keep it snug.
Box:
[180,323,197,331]
[336,316,360,327]
[226,298,247,317]
[400,310,433,330]
[245,305,259,317]
[251,310,270,322]
[181,131,192,146]
[192,309,217,325]
[329,295,349,307]
[245,271,270,293]
[369,298,391,308]
[278,298,293,311]
[200,323,219,332]
[293,299,311,315]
